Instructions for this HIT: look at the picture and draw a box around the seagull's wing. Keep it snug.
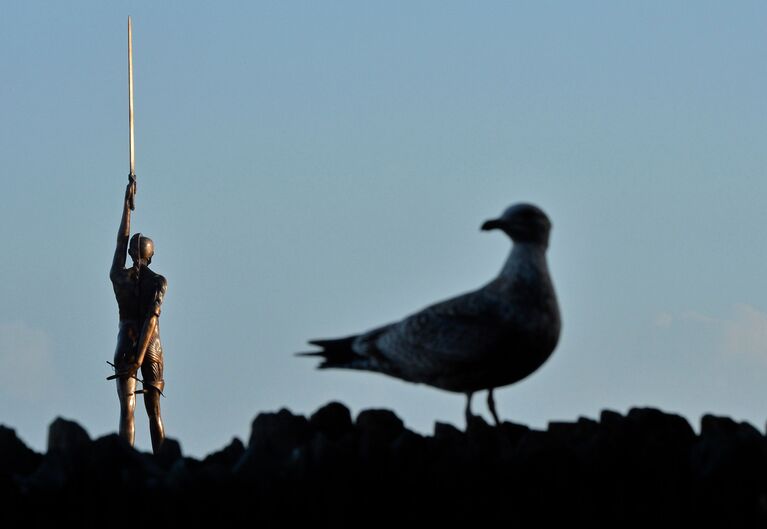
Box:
[360,284,511,381]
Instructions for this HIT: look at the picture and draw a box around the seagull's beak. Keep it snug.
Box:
[481,219,503,231]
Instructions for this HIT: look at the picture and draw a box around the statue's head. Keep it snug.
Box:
[129,233,154,265]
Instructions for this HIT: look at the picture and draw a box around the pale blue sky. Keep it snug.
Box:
[2,1,767,456]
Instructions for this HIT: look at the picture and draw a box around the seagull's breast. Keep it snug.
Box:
[433,245,561,392]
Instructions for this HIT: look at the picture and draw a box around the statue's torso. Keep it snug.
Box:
[111,266,167,366]
[112,266,165,326]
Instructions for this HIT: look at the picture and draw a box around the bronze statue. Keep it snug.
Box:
[105,18,167,454]
[109,176,168,454]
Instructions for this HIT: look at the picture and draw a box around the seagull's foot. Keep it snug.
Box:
[464,392,475,429]
[487,388,501,426]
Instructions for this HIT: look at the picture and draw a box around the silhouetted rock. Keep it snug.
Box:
[499,420,531,445]
[24,418,94,491]
[433,421,462,440]
[248,408,311,458]
[234,408,311,482]
[691,415,767,525]
[47,417,91,455]
[202,437,244,469]
[164,457,203,491]
[390,429,428,470]
[310,401,353,440]
[356,408,404,436]
[356,408,404,465]
[0,425,41,478]
[154,437,183,470]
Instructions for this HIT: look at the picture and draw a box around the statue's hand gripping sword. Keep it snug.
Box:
[128,16,136,210]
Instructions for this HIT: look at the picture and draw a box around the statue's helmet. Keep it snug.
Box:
[129,233,154,264]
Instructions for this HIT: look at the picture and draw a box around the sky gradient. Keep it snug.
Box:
[2,1,767,456]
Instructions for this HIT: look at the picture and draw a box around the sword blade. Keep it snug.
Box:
[128,16,135,178]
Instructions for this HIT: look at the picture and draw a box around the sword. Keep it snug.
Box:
[128,16,136,210]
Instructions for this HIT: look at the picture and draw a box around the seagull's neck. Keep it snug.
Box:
[500,242,549,280]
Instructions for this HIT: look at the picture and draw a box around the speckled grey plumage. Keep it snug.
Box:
[301,204,561,423]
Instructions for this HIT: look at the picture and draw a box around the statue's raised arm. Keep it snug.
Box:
[110,176,136,281]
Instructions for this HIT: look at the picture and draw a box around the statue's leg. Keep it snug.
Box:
[143,386,164,454]
[142,360,165,454]
[114,324,138,446]
[116,375,136,446]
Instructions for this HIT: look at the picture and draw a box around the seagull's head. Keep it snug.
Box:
[481,203,551,246]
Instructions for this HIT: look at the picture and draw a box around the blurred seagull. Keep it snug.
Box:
[299,204,561,426]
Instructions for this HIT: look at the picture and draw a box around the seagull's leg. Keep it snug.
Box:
[465,392,474,427]
[487,388,501,426]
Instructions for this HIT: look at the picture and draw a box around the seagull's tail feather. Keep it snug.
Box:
[296,336,369,369]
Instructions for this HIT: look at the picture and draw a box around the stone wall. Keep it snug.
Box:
[2,403,766,526]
